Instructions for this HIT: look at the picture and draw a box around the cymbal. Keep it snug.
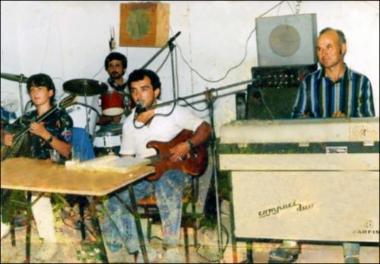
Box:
[63,79,107,96]
[1,73,28,83]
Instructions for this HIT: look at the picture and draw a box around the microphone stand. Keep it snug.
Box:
[204,88,225,260]
[140,31,181,70]
[147,79,253,109]
[19,74,26,115]
[141,31,182,99]
[201,81,252,262]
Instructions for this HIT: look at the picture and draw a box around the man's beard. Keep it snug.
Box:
[110,71,124,80]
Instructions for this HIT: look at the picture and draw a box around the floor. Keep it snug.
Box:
[1,203,379,263]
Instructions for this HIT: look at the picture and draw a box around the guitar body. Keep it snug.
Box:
[1,134,31,161]
[146,129,208,181]
[1,123,32,161]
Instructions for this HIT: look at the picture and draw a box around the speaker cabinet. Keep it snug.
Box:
[256,14,317,66]
[246,65,317,120]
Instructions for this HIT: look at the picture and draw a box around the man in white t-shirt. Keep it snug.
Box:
[100,69,212,262]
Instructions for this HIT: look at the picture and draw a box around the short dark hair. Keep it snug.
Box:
[127,69,161,93]
[319,27,346,44]
[27,73,56,103]
[104,52,128,70]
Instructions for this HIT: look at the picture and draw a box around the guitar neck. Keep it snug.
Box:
[14,94,75,140]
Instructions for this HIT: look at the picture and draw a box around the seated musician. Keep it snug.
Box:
[1,73,73,260]
[100,69,212,262]
[269,28,375,264]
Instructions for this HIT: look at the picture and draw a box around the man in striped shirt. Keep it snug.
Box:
[292,28,375,119]
[269,28,375,264]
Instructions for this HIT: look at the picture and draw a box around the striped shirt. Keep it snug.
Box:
[291,65,375,118]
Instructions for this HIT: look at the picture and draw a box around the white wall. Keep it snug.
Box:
[1,1,379,135]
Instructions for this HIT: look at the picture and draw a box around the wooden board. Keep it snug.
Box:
[1,158,155,196]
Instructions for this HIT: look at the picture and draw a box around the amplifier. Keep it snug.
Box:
[219,117,379,242]
[246,64,317,120]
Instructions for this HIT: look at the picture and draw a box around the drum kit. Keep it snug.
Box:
[1,73,126,156]
[1,73,29,115]
[63,79,126,156]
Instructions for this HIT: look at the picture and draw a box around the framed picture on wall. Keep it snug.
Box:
[119,2,169,47]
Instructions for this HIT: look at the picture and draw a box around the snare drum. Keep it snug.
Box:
[66,95,99,136]
[93,124,122,156]
[101,91,124,116]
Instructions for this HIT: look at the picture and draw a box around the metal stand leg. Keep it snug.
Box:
[79,199,86,241]
[128,186,149,263]
[25,191,32,263]
[89,197,109,263]
[184,225,190,263]
[228,172,238,263]
[246,241,254,263]
[114,187,149,263]
[10,217,16,247]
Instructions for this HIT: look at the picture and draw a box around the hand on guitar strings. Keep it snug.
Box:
[3,133,14,146]
[169,141,191,162]
[29,122,51,140]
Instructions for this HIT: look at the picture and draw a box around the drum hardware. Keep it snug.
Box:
[94,123,122,137]
[66,98,100,137]
[24,100,34,113]
[63,79,108,96]
[71,102,100,117]
[93,124,122,156]
[1,73,28,83]
[63,78,106,136]
[1,72,28,115]
[101,91,125,116]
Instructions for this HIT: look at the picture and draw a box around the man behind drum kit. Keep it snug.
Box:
[92,52,131,157]
[98,52,131,126]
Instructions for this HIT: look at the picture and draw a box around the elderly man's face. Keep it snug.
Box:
[317,30,346,69]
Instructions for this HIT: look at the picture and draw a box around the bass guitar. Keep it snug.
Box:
[1,94,76,161]
[146,129,208,181]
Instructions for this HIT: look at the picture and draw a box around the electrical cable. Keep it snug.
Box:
[286,1,295,14]
[92,64,104,79]
[175,1,286,84]
[257,88,275,119]
[132,100,177,130]
[174,45,180,99]
[195,222,230,262]
[177,97,210,112]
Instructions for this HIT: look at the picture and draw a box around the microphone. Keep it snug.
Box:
[168,31,181,44]
[134,102,146,119]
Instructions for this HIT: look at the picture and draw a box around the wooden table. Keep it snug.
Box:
[1,157,155,263]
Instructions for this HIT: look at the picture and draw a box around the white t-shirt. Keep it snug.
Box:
[119,101,204,158]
